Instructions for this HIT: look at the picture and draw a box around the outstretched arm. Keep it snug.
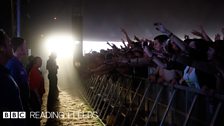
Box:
[214,34,221,41]
[192,26,213,42]
[121,28,133,46]
[143,46,167,68]
[154,23,187,53]
[134,35,141,42]
[199,26,213,42]
[222,27,224,40]
[121,38,128,48]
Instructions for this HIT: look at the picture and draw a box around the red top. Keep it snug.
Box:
[29,66,45,97]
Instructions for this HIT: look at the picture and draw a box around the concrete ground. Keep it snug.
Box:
[40,88,104,126]
[40,59,104,126]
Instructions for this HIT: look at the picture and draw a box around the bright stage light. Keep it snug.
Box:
[44,34,78,58]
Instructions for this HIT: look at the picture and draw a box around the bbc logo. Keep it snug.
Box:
[3,112,26,119]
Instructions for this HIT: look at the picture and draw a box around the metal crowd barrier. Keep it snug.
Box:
[82,74,224,126]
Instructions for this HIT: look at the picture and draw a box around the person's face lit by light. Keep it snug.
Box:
[153,40,163,51]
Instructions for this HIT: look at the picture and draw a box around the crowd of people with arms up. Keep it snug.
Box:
[82,23,224,95]
[1,21,224,125]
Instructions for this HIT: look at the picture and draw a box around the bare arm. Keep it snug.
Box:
[154,23,187,53]
[90,63,114,74]
[214,34,221,41]
[143,46,167,68]
[222,28,224,40]
[121,38,128,48]
[200,26,213,42]
[121,28,133,45]
[129,57,150,66]
[192,26,213,42]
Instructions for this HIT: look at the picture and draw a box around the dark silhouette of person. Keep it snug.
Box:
[46,53,61,126]
[0,29,25,126]
[6,37,30,113]
[46,53,59,98]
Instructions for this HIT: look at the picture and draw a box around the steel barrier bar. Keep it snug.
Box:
[159,89,176,126]
[93,78,109,110]
[130,82,151,126]
[121,81,143,126]
[99,81,116,116]
[210,102,222,126]
[85,75,224,126]
[87,76,99,100]
[145,86,164,126]
[90,76,106,106]
[108,86,124,115]
[103,85,124,121]
[101,82,120,120]
[113,81,134,125]
[89,76,102,105]
[183,95,198,126]
[95,79,113,112]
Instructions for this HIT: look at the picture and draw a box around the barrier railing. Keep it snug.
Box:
[82,74,224,126]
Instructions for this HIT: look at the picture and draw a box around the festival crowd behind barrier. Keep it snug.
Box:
[81,23,224,94]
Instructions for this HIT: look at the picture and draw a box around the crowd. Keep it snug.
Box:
[82,23,224,94]
[1,22,224,125]
[0,29,59,126]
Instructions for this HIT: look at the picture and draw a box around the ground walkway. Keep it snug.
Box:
[40,88,104,126]
[39,67,104,126]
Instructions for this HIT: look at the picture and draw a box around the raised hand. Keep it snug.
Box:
[191,25,212,41]
[121,39,128,48]
[121,28,127,35]
[120,27,132,43]
[134,35,141,42]
[215,33,221,41]
[221,28,224,40]
[191,30,203,37]
[222,27,224,35]
[107,41,113,47]
[154,23,171,35]
[198,25,212,41]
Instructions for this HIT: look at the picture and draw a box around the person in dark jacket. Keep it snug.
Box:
[0,29,25,126]
[6,37,29,113]
[46,53,59,96]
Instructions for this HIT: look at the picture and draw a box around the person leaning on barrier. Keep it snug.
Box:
[0,29,25,126]
[143,34,182,85]
[147,23,218,91]
[82,24,224,93]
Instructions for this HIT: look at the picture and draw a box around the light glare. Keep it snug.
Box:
[45,34,77,58]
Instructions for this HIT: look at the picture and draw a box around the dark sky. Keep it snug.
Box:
[1,0,224,41]
[82,0,224,40]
